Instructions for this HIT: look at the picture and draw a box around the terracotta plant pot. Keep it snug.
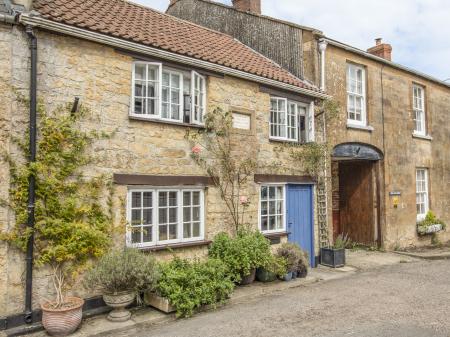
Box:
[103,291,136,322]
[41,296,84,336]
[239,268,256,285]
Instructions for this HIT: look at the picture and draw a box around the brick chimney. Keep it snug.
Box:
[232,0,261,15]
[367,38,392,61]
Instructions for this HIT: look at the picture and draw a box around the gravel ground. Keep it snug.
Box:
[113,260,450,337]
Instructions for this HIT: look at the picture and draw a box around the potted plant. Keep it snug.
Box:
[276,243,303,281]
[320,234,350,268]
[209,230,272,285]
[0,104,112,336]
[296,248,310,278]
[417,211,447,236]
[150,257,234,317]
[84,248,159,322]
[256,255,287,283]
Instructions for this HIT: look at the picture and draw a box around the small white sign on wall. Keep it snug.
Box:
[232,112,251,130]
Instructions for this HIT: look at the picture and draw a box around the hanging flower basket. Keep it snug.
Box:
[417,211,447,236]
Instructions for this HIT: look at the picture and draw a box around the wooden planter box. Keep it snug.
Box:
[320,247,345,268]
[144,292,175,313]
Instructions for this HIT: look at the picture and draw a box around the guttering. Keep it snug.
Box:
[24,25,37,325]
[320,37,450,89]
[19,14,330,100]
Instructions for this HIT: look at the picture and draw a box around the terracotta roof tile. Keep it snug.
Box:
[33,0,321,93]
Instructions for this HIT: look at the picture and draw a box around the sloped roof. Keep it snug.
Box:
[32,0,322,93]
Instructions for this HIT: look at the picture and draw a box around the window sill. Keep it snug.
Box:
[346,123,374,132]
[263,231,290,239]
[138,240,211,252]
[412,133,433,141]
[129,115,205,129]
[269,138,308,145]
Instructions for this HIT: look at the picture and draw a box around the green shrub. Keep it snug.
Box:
[417,211,447,235]
[209,230,272,282]
[276,242,309,273]
[156,257,234,318]
[84,248,159,294]
[262,255,287,277]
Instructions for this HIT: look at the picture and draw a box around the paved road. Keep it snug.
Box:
[115,259,450,337]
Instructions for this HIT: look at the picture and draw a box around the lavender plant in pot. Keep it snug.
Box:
[84,248,159,322]
[276,243,303,281]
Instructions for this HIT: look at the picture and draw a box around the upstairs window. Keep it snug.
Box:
[416,169,429,221]
[270,98,314,143]
[131,62,207,125]
[413,85,426,135]
[347,63,366,126]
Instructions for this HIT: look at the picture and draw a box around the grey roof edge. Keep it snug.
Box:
[167,0,323,35]
[321,37,450,89]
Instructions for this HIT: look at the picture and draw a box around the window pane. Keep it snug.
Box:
[269,187,275,199]
[148,82,156,98]
[269,216,276,230]
[193,192,200,205]
[261,201,268,216]
[132,192,141,208]
[193,222,200,237]
[147,99,157,115]
[169,208,177,222]
[131,209,141,226]
[276,215,283,230]
[261,216,268,231]
[131,227,141,244]
[183,192,191,206]
[159,225,167,241]
[134,98,144,114]
[159,192,167,206]
[261,186,268,200]
[169,224,177,240]
[148,67,157,81]
[162,102,169,119]
[135,64,146,80]
[143,209,152,225]
[183,223,191,239]
[193,207,200,222]
[169,192,177,206]
[183,207,191,222]
[171,105,180,120]
[159,209,167,223]
[143,226,152,243]
[171,74,180,88]
[162,72,170,86]
[134,81,145,97]
[143,192,152,208]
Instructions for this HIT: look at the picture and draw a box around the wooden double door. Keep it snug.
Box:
[337,161,378,245]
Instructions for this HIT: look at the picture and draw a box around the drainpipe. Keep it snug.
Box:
[318,40,328,91]
[24,24,37,324]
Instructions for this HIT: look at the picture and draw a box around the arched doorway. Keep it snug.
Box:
[332,143,384,246]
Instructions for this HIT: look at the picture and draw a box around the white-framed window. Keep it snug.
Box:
[347,63,366,126]
[416,168,429,221]
[131,62,207,124]
[192,71,206,124]
[127,188,204,248]
[270,98,314,143]
[259,185,285,233]
[413,85,426,135]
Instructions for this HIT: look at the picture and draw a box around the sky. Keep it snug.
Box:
[133,0,450,81]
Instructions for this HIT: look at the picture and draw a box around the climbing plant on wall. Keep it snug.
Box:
[186,108,256,233]
[0,96,113,308]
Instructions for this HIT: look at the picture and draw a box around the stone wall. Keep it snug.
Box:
[0,26,318,317]
[324,44,450,249]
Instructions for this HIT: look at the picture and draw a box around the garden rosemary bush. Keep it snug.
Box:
[156,257,234,318]
[209,230,272,283]
[84,248,159,294]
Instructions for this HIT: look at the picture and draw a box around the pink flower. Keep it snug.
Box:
[240,196,249,205]
[192,145,201,154]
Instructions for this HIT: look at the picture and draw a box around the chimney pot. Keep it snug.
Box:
[232,0,261,15]
[367,38,392,61]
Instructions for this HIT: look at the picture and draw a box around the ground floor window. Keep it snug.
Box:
[416,169,429,221]
[259,185,285,233]
[127,188,204,248]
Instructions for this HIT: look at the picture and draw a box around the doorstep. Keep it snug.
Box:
[18,275,327,337]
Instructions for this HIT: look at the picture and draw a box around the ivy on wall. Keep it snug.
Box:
[0,96,113,307]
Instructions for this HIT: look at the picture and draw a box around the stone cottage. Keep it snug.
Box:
[168,0,450,249]
[0,0,328,328]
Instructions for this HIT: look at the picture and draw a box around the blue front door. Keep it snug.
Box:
[287,185,315,267]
